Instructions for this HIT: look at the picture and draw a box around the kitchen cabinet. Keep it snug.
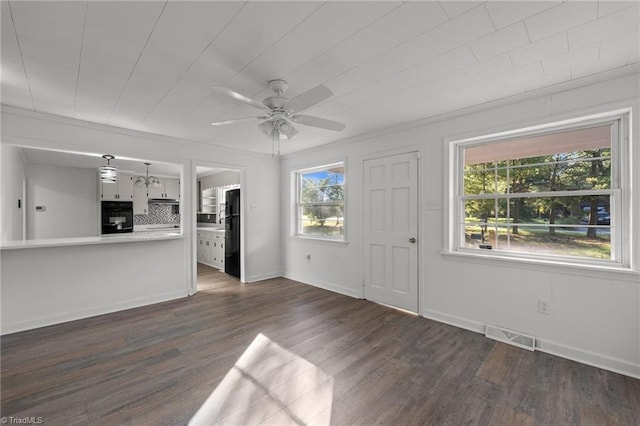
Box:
[133,185,149,215]
[201,187,217,214]
[100,173,133,201]
[148,178,180,199]
[197,229,224,270]
[212,231,224,270]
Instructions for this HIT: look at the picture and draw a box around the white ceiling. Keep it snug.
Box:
[18,146,183,176]
[2,1,639,156]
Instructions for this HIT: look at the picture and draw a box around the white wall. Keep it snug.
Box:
[25,164,98,239]
[1,239,186,334]
[280,71,640,378]
[1,106,281,333]
[0,144,25,241]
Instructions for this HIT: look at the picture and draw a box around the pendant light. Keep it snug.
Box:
[99,155,117,183]
[134,162,160,188]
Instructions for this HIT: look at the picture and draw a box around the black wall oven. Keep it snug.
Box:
[101,201,133,234]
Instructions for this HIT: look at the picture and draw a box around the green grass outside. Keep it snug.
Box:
[465,223,611,259]
[301,217,344,236]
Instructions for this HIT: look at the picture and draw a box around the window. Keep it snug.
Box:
[295,162,345,241]
[448,110,631,268]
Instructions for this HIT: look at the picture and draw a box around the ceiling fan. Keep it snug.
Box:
[210,79,346,152]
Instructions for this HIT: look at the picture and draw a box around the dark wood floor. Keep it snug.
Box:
[2,263,639,425]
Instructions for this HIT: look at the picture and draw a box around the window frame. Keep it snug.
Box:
[293,161,346,243]
[446,109,632,270]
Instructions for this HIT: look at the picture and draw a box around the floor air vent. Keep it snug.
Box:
[485,324,535,351]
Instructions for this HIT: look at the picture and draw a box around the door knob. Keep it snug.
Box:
[409,237,416,243]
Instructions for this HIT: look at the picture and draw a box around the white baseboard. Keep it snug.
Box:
[422,308,640,379]
[283,273,362,299]
[197,260,222,270]
[536,338,640,380]
[422,308,486,334]
[245,271,283,283]
[1,290,188,335]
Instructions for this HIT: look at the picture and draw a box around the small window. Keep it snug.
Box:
[294,162,345,241]
[448,110,631,268]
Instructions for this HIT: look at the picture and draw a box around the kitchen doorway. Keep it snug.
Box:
[194,163,244,293]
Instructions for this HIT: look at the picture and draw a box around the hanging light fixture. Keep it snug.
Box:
[134,162,161,188]
[99,155,117,183]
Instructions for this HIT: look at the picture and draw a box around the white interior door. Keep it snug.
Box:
[363,152,419,313]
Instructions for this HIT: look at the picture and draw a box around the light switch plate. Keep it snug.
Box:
[425,200,441,210]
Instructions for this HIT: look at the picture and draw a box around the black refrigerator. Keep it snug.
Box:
[224,189,241,278]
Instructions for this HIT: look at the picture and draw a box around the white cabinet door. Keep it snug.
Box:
[165,179,180,199]
[100,173,133,201]
[218,232,224,271]
[148,178,179,199]
[204,237,212,263]
[147,183,164,199]
[213,235,219,265]
[118,174,134,201]
[197,233,204,261]
[100,181,118,200]
[133,185,148,214]
[212,231,225,269]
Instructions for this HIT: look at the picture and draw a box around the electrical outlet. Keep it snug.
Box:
[538,299,551,315]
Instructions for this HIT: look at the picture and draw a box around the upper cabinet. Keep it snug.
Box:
[133,185,149,214]
[165,179,180,199]
[100,173,133,201]
[148,178,180,199]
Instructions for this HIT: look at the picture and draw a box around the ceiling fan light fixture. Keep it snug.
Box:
[258,120,274,137]
[279,121,297,139]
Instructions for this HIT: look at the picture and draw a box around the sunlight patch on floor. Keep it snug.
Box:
[189,333,333,425]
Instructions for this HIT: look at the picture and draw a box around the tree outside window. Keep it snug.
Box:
[296,163,345,240]
[452,111,631,268]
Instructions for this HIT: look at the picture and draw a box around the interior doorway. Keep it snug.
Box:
[362,151,419,313]
[195,165,243,292]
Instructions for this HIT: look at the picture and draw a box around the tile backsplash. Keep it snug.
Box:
[134,203,180,225]
[197,213,217,224]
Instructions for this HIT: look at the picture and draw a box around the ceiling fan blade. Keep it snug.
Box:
[212,87,271,112]
[210,116,268,126]
[286,85,333,113]
[290,114,346,132]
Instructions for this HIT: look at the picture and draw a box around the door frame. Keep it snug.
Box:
[360,146,422,314]
[190,160,247,295]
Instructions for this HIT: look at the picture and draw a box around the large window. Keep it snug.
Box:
[294,162,345,241]
[448,111,631,268]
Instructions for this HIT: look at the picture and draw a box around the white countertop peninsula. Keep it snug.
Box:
[0,231,182,250]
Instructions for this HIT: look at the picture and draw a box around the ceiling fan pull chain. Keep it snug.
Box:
[272,131,276,158]
[278,130,281,157]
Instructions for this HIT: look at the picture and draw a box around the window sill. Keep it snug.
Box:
[292,235,349,246]
[441,250,639,281]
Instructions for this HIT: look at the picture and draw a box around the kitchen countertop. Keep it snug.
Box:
[1,232,182,250]
[197,226,225,232]
[135,224,181,232]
